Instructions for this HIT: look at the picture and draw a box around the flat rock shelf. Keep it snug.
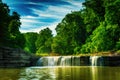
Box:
[0,47,38,68]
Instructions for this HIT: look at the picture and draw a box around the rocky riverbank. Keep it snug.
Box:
[0,47,39,68]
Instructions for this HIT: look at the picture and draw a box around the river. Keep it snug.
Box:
[0,66,120,80]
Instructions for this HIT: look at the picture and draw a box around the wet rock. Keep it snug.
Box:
[0,47,33,67]
[103,56,120,66]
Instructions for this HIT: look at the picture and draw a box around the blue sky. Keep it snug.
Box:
[2,0,84,34]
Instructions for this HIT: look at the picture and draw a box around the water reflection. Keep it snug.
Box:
[0,68,21,80]
[55,66,92,80]
[0,67,120,80]
[91,67,120,80]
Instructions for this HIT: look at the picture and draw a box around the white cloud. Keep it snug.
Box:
[48,5,70,13]
[27,2,44,6]
[4,0,84,36]
[20,22,58,36]
[21,18,39,23]
[20,0,84,35]
[32,2,83,19]
[21,15,37,19]
[31,8,63,19]
[69,1,83,7]
[64,0,83,10]
[20,15,51,28]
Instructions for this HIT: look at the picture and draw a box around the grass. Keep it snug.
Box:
[36,53,60,57]
[35,51,120,57]
[36,53,49,56]
[78,51,120,56]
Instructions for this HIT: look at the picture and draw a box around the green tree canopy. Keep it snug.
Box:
[0,1,25,48]
[52,11,87,54]
[24,32,38,53]
[36,28,53,54]
[0,2,10,45]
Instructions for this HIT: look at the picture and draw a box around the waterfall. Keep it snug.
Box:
[90,56,103,66]
[72,56,80,66]
[47,57,55,66]
[36,56,60,66]
[36,57,43,66]
[35,56,120,66]
[60,56,72,66]
[36,56,104,66]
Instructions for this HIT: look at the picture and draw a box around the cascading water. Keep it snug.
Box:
[60,56,72,66]
[36,56,104,66]
[90,56,103,66]
[36,56,73,66]
[36,56,60,66]
[48,57,55,66]
[36,57,43,66]
[72,56,81,66]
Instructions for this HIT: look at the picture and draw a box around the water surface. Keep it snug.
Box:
[0,66,120,80]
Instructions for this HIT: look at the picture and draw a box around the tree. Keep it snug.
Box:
[104,0,120,50]
[81,22,114,53]
[79,0,120,53]
[36,28,53,54]
[9,12,21,35]
[0,1,25,49]
[51,36,68,55]
[105,0,120,25]
[0,2,10,46]
[115,39,120,50]
[8,12,25,48]
[83,0,105,22]
[52,11,87,54]
[82,8,99,36]
[24,32,38,53]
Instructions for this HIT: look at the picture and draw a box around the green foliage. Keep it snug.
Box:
[24,0,120,54]
[105,0,120,25]
[79,0,120,54]
[53,11,87,54]
[82,7,99,36]
[9,20,20,35]
[35,0,120,54]
[80,42,91,53]
[8,12,25,48]
[81,22,114,53]
[24,32,38,53]
[9,12,21,35]
[36,28,53,54]
[1,0,120,55]
[51,36,67,55]
[0,2,10,45]
[115,39,120,50]
[0,2,25,48]
[74,46,81,54]
[83,0,105,21]
[10,33,25,48]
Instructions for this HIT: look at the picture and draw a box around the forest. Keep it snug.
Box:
[1,0,120,55]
